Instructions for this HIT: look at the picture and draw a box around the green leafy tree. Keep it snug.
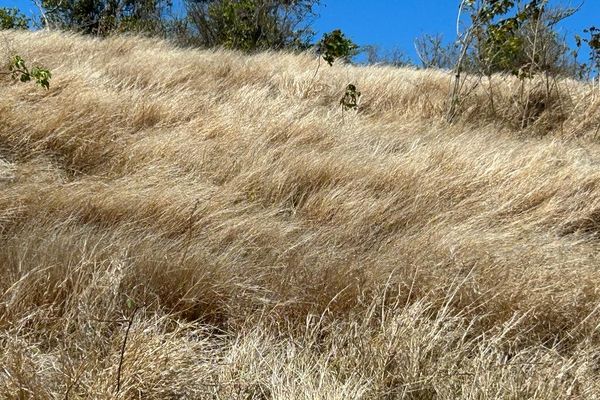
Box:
[456,0,544,76]
[471,1,579,77]
[0,7,29,29]
[184,0,319,51]
[317,29,358,65]
[40,0,172,35]
[416,1,578,74]
[447,0,579,121]
[417,6,580,78]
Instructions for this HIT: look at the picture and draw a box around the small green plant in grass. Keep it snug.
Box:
[8,55,51,89]
[340,83,361,111]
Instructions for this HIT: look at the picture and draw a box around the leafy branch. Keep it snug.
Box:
[575,26,600,79]
[0,7,29,29]
[2,55,51,89]
[317,29,358,66]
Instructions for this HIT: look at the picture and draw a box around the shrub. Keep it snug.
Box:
[0,7,29,30]
[447,0,581,123]
[184,0,319,51]
[417,2,579,79]
[40,0,172,36]
[318,29,358,66]
[7,55,51,89]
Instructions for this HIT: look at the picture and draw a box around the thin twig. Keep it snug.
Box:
[304,55,322,98]
[115,306,139,396]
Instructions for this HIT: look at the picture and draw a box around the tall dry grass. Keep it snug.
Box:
[1,30,600,398]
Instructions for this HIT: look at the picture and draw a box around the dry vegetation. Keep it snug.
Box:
[1,30,600,399]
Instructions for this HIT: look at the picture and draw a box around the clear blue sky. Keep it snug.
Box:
[2,0,598,63]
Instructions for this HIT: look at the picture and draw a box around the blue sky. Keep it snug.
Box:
[3,0,598,63]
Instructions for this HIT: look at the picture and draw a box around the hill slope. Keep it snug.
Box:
[1,31,600,398]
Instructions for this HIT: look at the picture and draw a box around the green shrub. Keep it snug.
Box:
[8,55,52,89]
[318,29,358,66]
[184,0,319,51]
[40,0,172,36]
[418,1,579,79]
[0,7,29,30]
[447,0,581,123]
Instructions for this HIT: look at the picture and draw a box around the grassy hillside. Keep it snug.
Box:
[1,30,600,399]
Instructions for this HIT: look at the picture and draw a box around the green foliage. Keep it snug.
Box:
[184,0,319,51]
[466,0,547,76]
[213,0,266,51]
[0,7,29,30]
[9,55,51,89]
[480,19,526,75]
[340,84,361,111]
[318,29,358,66]
[41,0,172,36]
[575,27,600,78]
[587,27,600,72]
[448,0,565,122]
[436,0,580,79]
[587,27,600,53]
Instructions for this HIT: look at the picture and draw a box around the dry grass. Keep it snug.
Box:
[1,30,600,398]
